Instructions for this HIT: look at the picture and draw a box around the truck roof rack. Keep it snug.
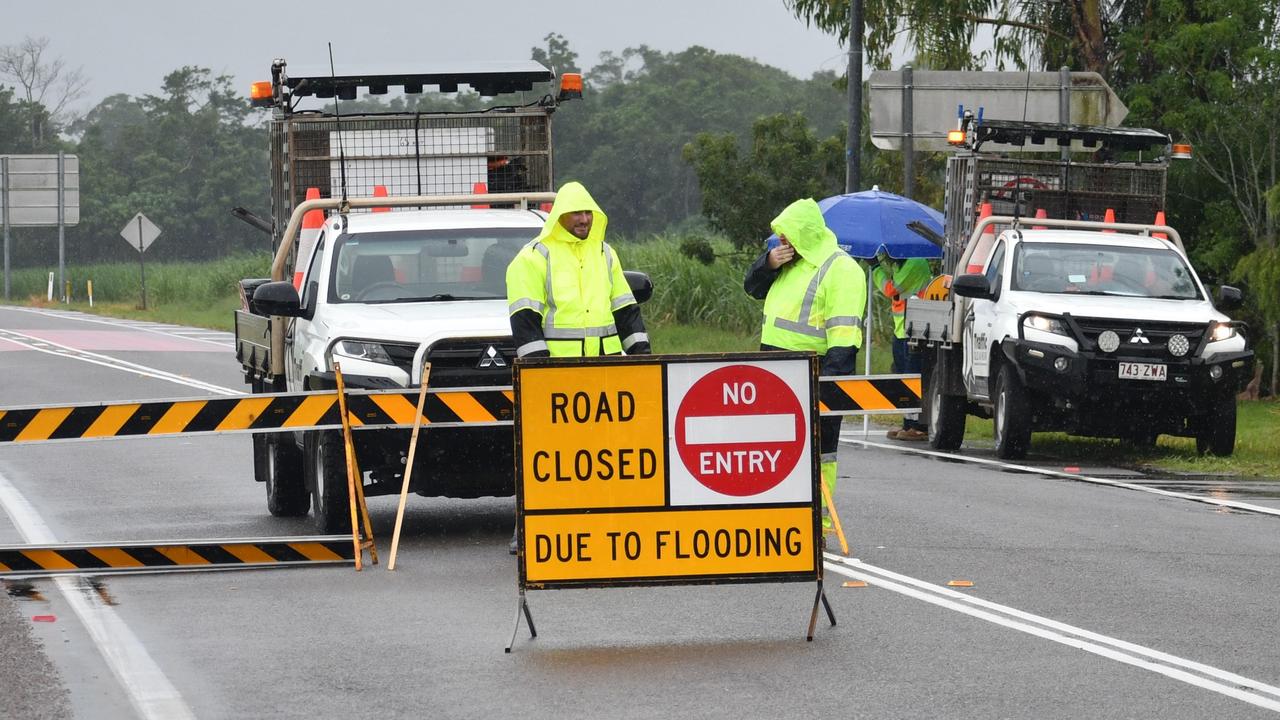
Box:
[272,60,555,101]
[973,120,1171,154]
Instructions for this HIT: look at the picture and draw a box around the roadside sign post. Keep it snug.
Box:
[120,213,160,310]
[0,154,81,300]
[508,352,835,652]
[2,157,9,300]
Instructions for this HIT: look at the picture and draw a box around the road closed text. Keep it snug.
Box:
[522,507,815,582]
[520,364,666,509]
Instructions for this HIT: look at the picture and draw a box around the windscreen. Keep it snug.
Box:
[329,227,534,304]
[1010,242,1202,300]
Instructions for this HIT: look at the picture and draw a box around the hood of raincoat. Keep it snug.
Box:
[770,198,839,266]
[536,181,609,245]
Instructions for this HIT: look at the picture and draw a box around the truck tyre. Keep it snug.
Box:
[306,431,352,533]
[993,366,1032,460]
[256,432,309,516]
[1195,397,1237,457]
[928,360,966,451]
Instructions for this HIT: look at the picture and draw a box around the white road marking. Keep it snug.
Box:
[1,306,233,348]
[0,470,196,719]
[0,328,240,396]
[823,554,1280,712]
[841,433,1280,518]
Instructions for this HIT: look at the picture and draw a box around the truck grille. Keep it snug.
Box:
[1070,317,1207,359]
[424,337,516,387]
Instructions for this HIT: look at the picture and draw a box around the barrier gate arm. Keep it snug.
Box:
[0,375,920,444]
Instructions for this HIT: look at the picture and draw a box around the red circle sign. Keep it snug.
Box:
[674,365,806,496]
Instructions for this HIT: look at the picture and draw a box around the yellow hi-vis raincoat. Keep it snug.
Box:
[760,199,865,354]
[873,257,932,339]
[505,182,647,358]
[746,198,865,526]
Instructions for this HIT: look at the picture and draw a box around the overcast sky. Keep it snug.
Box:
[6,0,850,112]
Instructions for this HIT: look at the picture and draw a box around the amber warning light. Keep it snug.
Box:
[250,81,274,107]
[558,73,583,101]
[1171,143,1193,160]
[947,129,966,146]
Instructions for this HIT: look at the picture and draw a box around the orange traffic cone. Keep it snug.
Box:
[372,185,390,213]
[1102,207,1116,232]
[1032,207,1048,230]
[1153,210,1168,240]
[966,202,995,273]
[295,187,324,290]
[471,181,489,210]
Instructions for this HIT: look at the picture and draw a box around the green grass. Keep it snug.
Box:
[961,400,1280,477]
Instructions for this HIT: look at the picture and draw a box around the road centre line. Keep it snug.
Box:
[1,306,233,348]
[0,328,241,397]
[821,555,1280,712]
[0,469,195,720]
[840,434,1280,518]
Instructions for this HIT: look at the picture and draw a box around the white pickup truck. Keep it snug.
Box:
[910,215,1253,458]
[232,61,648,531]
[906,118,1254,459]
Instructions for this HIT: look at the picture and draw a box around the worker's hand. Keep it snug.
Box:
[767,240,796,269]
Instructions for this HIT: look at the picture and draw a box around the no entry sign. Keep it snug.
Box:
[667,360,813,507]
[674,364,806,498]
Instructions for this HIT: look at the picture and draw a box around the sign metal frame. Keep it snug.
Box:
[508,351,836,650]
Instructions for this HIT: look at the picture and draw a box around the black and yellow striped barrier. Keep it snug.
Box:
[0,375,919,444]
[819,374,923,416]
[0,387,514,444]
[0,536,354,577]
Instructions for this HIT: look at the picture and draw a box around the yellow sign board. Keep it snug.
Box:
[515,353,821,591]
[524,507,816,584]
[519,364,666,510]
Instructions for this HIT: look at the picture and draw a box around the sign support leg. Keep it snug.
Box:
[806,580,837,641]
[505,590,537,653]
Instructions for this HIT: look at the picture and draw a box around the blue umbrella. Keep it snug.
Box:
[767,187,943,259]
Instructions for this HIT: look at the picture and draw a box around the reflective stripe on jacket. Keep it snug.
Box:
[506,182,636,357]
[759,199,865,353]
[873,257,931,339]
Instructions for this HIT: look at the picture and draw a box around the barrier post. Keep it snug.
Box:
[333,363,377,569]
[388,362,431,571]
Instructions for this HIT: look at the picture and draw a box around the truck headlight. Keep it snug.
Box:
[1209,322,1237,342]
[333,340,393,365]
[1023,314,1069,336]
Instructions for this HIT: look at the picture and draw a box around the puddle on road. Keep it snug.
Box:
[3,580,47,602]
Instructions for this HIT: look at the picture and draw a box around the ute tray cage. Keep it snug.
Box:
[269,110,552,240]
[942,154,1167,266]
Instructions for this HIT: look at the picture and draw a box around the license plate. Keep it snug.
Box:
[1118,362,1167,381]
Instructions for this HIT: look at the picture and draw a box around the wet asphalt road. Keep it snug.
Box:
[1,305,1279,719]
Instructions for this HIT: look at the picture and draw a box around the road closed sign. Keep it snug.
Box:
[514,352,820,589]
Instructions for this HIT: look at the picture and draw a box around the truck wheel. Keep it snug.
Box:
[306,431,352,533]
[256,432,309,516]
[928,360,966,451]
[993,367,1032,460]
[1195,397,1237,457]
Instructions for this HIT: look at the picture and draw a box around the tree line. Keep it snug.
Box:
[1,4,1276,391]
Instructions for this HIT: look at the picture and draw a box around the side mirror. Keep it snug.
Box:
[252,281,303,317]
[624,270,653,304]
[1218,285,1243,311]
[950,273,994,300]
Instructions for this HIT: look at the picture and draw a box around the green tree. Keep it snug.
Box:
[549,44,847,233]
[0,36,86,149]
[684,113,844,248]
[70,68,268,264]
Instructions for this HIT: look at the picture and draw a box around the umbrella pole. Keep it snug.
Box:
[863,264,873,438]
